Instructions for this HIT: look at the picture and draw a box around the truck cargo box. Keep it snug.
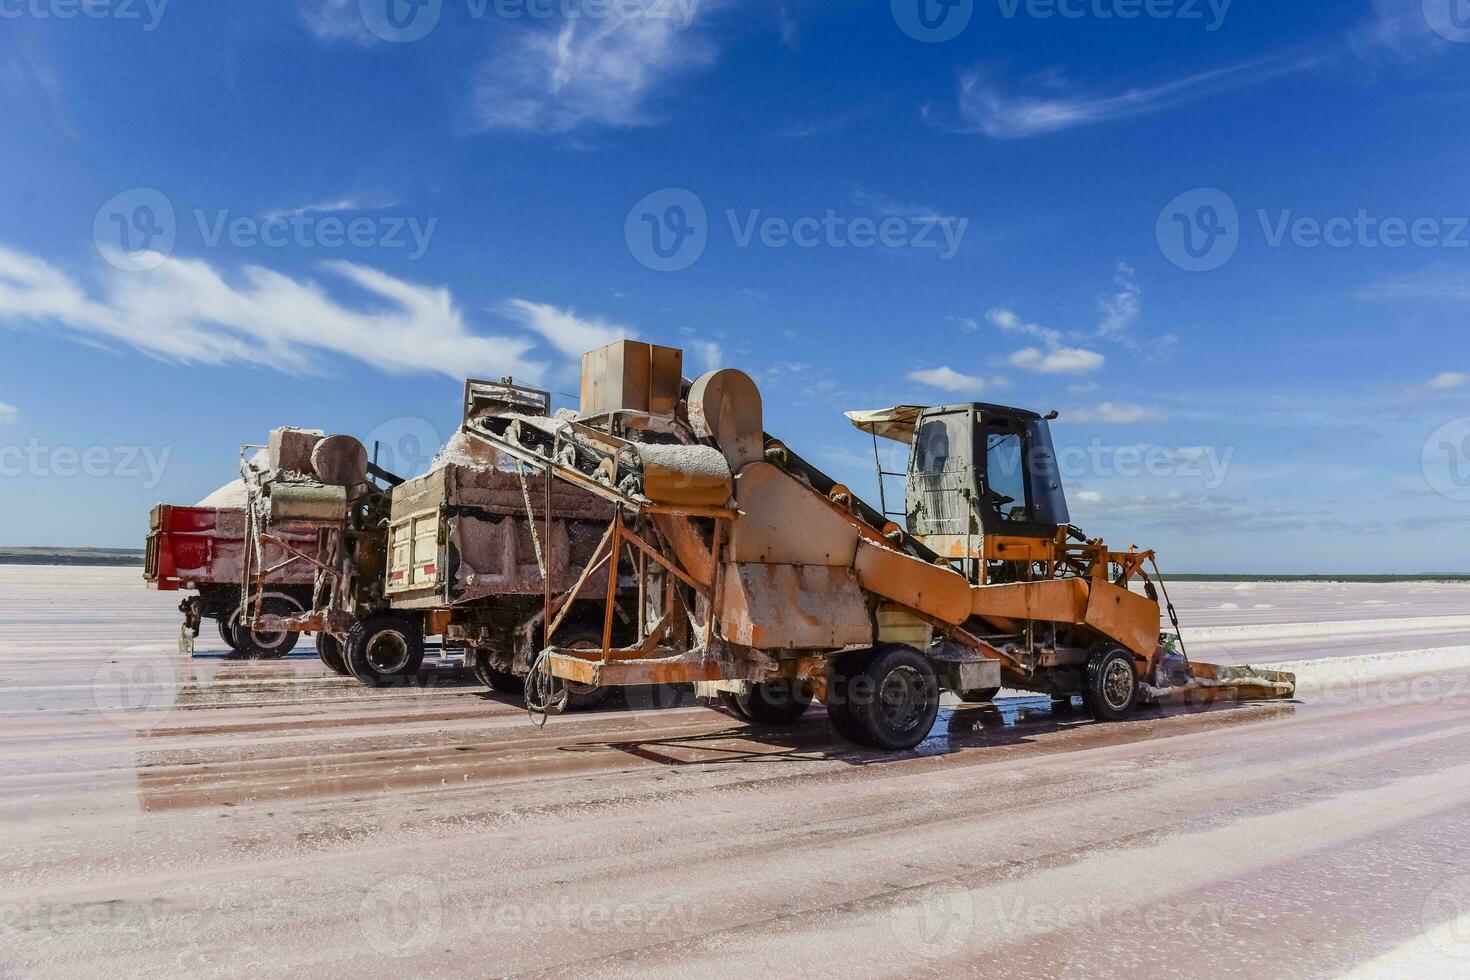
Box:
[386,457,615,609]
[145,504,318,591]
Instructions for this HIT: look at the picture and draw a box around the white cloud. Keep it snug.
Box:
[1067,402,1167,424]
[0,243,548,381]
[0,401,17,424]
[500,298,634,360]
[907,366,986,394]
[1428,372,1469,391]
[1009,347,1105,375]
[776,1,799,51]
[1077,490,1102,504]
[689,340,724,374]
[1096,261,1140,338]
[851,188,955,222]
[987,307,1062,347]
[473,0,723,134]
[938,55,1319,139]
[261,195,398,222]
[301,0,371,44]
[1069,382,1101,394]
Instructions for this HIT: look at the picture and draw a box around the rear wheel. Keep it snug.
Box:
[217,618,239,652]
[1082,646,1139,722]
[229,597,302,660]
[316,632,350,675]
[559,632,614,711]
[346,614,425,687]
[717,690,751,720]
[837,645,940,751]
[735,678,812,726]
[954,687,1001,704]
[824,648,876,745]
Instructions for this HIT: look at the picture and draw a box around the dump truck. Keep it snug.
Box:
[460,340,1296,751]
[170,381,632,703]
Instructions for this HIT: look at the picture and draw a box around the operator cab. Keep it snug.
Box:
[847,403,1070,551]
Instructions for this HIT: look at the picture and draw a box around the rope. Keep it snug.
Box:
[516,463,547,581]
[1148,556,1190,662]
[523,647,568,725]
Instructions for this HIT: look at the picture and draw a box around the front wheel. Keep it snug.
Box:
[1082,646,1140,722]
[829,646,940,751]
[346,614,425,687]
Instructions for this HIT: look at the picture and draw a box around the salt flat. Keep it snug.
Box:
[1,567,1468,979]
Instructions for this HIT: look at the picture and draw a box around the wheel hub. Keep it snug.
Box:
[367,631,411,674]
[1102,658,1134,709]
[878,666,927,732]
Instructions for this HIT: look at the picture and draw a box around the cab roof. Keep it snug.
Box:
[845,403,1046,445]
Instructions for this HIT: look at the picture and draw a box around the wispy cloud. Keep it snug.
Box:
[1359,264,1470,302]
[473,0,723,134]
[1428,371,1469,390]
[775,100,889,140]
[260,195,399,222]
[0,401,18,425]
[0,243,552,381]
[907,366,987,394]
[500,298,633,359]
[301,0,371,45]
[851,188,957,222]
[776,0,799,51]
[1096,261,1140,338]
[1066,401,1167,424]
[934,54,1322,139]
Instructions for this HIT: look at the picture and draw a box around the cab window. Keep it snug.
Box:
[985,429,1029,523]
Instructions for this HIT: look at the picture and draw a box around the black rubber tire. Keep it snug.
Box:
[1081,646,1140,722]
[470,649,524,694]
[736,679,813,726]
[229,598,301,660]
[345,614,425,687]
[551,629,613,712]
[824,648,876,745]
[316,632,350,676]
[842,645,941,751]
[217,618,239,652]
[954,687,1001,704]
[718,690,752,720]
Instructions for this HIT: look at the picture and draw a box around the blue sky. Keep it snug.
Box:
[2,0,1469,571]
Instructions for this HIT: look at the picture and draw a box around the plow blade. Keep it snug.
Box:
[1145,661,1297,705]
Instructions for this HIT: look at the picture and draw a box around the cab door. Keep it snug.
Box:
[905,407,977,540]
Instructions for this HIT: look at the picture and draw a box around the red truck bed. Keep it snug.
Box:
[145,504,317,591]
